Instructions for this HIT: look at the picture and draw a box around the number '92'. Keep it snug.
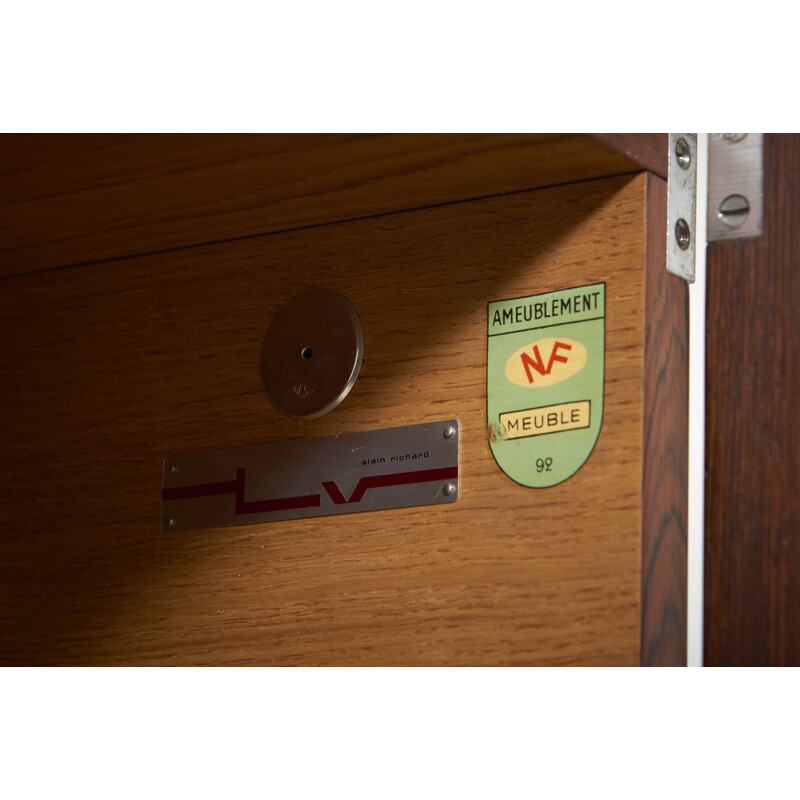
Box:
[536,457,553,473]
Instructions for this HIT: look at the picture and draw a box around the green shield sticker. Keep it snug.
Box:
[487,283,605,488]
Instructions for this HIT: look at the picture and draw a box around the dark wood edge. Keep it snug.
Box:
[640,172,689,665]
[588,134,668,180]
[704,134,800,666]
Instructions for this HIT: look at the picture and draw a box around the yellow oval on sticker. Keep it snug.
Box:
[505,337,587,387]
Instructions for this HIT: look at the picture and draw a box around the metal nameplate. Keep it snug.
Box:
[161,420,460,531]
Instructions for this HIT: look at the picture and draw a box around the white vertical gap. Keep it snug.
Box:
[687,133,708,667]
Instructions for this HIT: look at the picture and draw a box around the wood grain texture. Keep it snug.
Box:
[0,133,651,278]
[704,133,800,666]
[0,173,653,665]
[640,173,688,666]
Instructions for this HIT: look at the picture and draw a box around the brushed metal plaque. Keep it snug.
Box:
[161,420,460,531]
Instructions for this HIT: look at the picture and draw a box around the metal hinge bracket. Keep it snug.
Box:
[666,133,698,283]
[706,133,764,243]
[666,133,764,283]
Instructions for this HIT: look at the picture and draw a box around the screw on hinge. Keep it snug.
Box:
[675,218,692,250]
[675,138,692,169]
[718,194,751,228]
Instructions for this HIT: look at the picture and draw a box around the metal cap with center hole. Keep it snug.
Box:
[260,289,364,419]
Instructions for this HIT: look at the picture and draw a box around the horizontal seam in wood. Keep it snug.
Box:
[0,169,644,282]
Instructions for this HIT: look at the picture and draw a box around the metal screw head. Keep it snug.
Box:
[442,483,456,497]
[166,517,177,529]
[721,133,748,143]
[675,138,692,169]
[718,194,750,228]
[443,425,456,440]
[675,218,691,250]
[168,463,178,474]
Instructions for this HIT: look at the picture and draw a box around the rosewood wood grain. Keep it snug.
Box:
[588,134,668,180]
[704,133,800,666]
[0,134,656,278]
[0,174,658,665]
[640,173,688,666]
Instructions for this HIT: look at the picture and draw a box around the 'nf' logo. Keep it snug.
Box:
[520,341,572,384]
[504,337,588,388]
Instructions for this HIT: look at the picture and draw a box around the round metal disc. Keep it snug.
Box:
[260,290,364,419]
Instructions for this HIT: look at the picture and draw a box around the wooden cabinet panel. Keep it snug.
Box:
[704,134,800,665]
[0,133,664,278]
[0,171,684,664]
